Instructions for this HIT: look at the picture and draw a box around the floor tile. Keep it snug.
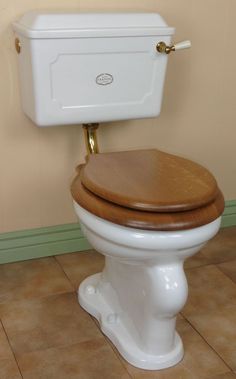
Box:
[183,307,236,371]
[114,318,229,379]
[0,322,14,360]
[56,250,105,288]
[0,292,102,356]
[0,323,22,379]
[200,226,236,265]
[184,265,236,314]
[0,358,22,379]
[183,265,236,370]
[217,259,236,283]
[17,338,131,379]
[208,373,236,379]
[0,257,73,304]
[184,251,209,269]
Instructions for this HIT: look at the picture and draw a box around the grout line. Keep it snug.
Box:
[0,290,77,318]
[0,319,24,379]
[185,262,221,272]
[180,312,235,373]
[89,314,133,378]
[216,265,236,287]
[185,262,212,271]
[185,257,236,271]
[187,260,236,288]
[106,340,134,379]
[103,335,134,378]
[53,255,78,290]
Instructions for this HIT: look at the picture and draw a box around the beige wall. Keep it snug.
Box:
[0,0,235,233]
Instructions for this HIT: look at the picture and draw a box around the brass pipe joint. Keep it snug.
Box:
[83,123,99,155]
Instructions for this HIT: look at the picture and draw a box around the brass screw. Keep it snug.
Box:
[15,38,21,54]
[156,41,167,53]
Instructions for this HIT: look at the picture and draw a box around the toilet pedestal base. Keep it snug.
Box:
[74,203,221,371]
[79,273,184,370]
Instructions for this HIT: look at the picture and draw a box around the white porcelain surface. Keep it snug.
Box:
[79,273,184,370]
[13,12,174,38]
[74,202,221,370]
[174,40,191,51]
[13,12,174,126]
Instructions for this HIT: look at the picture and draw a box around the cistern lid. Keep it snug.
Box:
[13,11,175,39]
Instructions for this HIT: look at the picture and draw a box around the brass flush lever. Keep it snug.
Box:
[156,40,191,54]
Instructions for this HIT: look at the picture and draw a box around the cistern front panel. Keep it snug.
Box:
[13,12,174,126]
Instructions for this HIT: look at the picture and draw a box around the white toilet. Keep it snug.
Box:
[13,11,224,370]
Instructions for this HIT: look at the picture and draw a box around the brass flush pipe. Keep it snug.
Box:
[83,123,99,155]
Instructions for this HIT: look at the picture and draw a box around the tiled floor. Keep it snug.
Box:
[0,227,235,378]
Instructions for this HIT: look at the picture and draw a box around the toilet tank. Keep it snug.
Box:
[13,12,175,126]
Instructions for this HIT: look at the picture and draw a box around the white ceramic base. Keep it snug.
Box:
[79,273,184,370]
[74,202,221,370]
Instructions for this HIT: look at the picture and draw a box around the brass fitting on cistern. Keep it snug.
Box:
[156,40,191,54]
[83,123,99,155]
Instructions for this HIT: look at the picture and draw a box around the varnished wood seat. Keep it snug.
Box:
[71,150,224,231]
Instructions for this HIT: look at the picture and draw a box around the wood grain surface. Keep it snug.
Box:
[71,165,224,231]
[81,149,219,212]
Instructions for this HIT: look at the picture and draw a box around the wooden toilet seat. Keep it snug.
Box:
[71,149,224,231]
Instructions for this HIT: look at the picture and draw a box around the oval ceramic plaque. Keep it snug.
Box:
[96,73,113,86]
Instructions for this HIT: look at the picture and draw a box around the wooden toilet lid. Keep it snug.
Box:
[71,165,224,231]
[81,149,219,212]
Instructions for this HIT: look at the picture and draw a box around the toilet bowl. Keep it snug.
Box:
[71,149,224,370]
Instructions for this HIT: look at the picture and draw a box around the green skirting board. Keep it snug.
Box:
[0,223,91,264]
[0,200,235,264]
[220,200,236,228]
